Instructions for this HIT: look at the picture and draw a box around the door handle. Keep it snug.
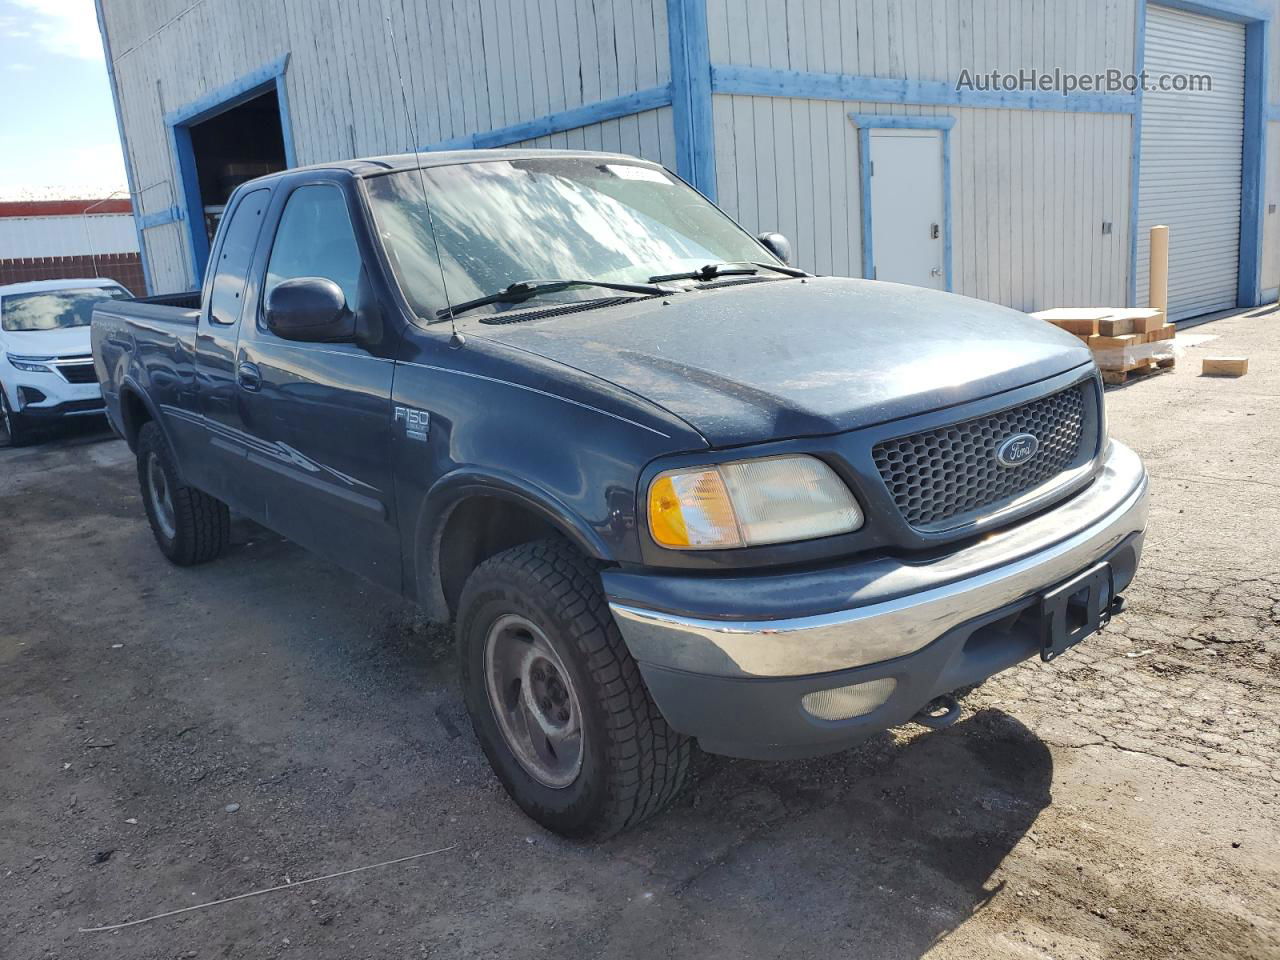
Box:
[930,223,940,240]
[237,361,262,392]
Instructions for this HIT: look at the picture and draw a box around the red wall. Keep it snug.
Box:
[0,253,146,296]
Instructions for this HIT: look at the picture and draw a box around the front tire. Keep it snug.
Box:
[136,421,230,565]
[458,539,692,838]
[0,389,28,447]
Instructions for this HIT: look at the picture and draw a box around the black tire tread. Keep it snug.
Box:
[461,539,692,837]
[0,392,27,447]
[137,421,230,566]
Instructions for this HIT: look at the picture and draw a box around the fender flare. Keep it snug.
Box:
[117,375,167,447]
[412,467,612,617]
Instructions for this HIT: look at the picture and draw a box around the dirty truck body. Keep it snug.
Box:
[93,151,1149,836]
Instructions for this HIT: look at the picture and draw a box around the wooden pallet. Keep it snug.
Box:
[1101,355,1175,386]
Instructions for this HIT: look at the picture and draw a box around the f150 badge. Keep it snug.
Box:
[996,433,1039,467]
[394,406,430,442]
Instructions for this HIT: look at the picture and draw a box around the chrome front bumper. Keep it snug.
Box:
[609,440,1149,679]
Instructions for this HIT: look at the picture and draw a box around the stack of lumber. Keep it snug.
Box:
[1030,308,1176,386]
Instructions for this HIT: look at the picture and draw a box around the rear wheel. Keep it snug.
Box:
[457,539,692,838]
[0,390,28,447]
[136,421,230,565]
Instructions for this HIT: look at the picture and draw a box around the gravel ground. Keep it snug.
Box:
[2,307,1278,959]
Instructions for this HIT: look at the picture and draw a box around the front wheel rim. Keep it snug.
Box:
[483,613,585,789]
[146,452,177,540]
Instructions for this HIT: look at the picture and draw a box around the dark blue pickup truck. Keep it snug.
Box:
[93,150,1148,837]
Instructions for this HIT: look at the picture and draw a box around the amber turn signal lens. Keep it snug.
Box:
[647,456,862,550]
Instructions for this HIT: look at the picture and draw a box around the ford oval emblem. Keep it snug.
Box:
[996,433,1040,467]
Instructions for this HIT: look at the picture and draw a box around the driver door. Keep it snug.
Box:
[234,179,402,591]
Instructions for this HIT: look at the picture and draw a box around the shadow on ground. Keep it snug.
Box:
[584,710,1054,958]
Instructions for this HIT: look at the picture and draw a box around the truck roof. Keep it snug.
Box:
[0,277,128,297]
[253,149,660,182]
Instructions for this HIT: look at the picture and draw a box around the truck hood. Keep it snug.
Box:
[1,325,92,358]
[474,277,1093,448]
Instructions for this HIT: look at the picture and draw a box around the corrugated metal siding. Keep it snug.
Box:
[508,108,678,169]
[101,0,672,292]
[707,0,1135,312]
[1136,6,1245,321]
[708,0,1138,80]
[713,97,1131,312]
[0,215,139,259]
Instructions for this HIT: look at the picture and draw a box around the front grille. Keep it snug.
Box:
[872,382,1090,531]
[57,362,98,384]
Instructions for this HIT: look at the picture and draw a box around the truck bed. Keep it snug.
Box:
[91,292,202,442]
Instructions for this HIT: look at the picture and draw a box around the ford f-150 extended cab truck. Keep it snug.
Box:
[94,151,1148,837]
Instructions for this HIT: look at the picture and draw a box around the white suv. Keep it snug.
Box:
[1,278,132,446]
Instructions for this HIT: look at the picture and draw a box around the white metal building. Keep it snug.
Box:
[98,0,1280,321]
[0,199,145,294]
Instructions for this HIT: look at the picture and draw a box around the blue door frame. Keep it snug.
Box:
[165,54,296,286]
[850,115,956,291]
[1130,1,1271,309]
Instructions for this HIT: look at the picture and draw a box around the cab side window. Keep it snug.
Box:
[209,188,270,326]
[263,184,362,313]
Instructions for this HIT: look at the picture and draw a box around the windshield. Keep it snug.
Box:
[1,286,130,333]
[363,158,779,322]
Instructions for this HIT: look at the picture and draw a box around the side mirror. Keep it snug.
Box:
[265,277,355,342]
[757,232,793,265]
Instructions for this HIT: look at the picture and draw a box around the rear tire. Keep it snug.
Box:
[0,390,28,447]
[457,539,692,838]
[136,421,230,565]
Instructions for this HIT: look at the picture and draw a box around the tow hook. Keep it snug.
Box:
[912,693,961,730]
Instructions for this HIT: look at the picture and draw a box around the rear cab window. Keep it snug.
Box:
[208,188,271,326]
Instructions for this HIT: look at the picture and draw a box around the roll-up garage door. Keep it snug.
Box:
[1136,5,1245,321]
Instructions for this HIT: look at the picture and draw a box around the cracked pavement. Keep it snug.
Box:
[1,307,1277,959]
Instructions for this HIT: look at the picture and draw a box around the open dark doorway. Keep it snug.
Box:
[187,88,287,252]
[168,58,294,286]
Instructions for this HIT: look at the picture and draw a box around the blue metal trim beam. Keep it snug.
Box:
[168,123,205,284]
[714,66,1138,114]
[166,54,296,286]
[94,0,152,293]
[857,127,874,280]
[425,85,674,151]
[164,54,292,126]
[137,206,184,229]
[849,114,956,130]
[667,0,717,199]
[852,114,955,291]
[1238,18,1269,306]
[1127,2,1147,307]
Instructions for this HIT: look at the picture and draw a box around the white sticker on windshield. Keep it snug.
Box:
[604,164,672,184]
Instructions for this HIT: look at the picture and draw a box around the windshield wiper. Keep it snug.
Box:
[648,261,809,283]
[439,278,675,320]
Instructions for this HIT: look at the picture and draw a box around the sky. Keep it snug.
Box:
[0,0,128,199]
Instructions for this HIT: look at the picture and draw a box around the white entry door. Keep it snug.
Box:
[867,129,946,289]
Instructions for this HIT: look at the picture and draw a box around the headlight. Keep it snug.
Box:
[6,355,52,373]
[647,455,863,549]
